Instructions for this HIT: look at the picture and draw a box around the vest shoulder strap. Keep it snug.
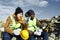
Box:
[26,17,29,24]
[10,15,15,22]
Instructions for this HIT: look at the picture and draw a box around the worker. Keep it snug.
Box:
[2,7,27,40]
[25,10,41,40]
[25,10,49,40]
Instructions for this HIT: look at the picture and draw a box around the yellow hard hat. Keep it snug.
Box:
[20,30,29,40]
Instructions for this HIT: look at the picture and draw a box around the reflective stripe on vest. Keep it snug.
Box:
[28,17,37,31]
[9,15,21,30]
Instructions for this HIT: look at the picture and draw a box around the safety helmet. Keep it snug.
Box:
[20,30,29,40]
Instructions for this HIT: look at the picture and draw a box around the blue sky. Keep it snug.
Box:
[0,0,60,20]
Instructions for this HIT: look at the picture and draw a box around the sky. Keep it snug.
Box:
[0,0,60,21]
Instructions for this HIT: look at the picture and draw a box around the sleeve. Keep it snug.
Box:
[4,16,13,35]
[19,17,28,30]
[36,18,41,27]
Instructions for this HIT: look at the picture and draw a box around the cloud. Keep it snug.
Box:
[39,1,48,7]
[50,0,60,2]
[0,4,15,20]
[24,0,39,5]
[0,0,48,7]
[0,0,24,7]
[56,0,60,1]
[0,0,49,20]
[0,4,15,15]
[24,0,48,7]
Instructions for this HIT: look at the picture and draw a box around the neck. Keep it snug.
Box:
[30,17,34,20]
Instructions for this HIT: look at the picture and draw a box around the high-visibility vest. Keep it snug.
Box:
[28,17,37,32]
[9,15,21,30]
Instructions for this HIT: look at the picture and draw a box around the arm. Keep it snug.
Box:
[4,16,13,35]
[36,18,41,27]
[19,17,28,30]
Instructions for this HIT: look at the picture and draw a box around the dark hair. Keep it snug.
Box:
[26,10,35,16]
[25,11,30,17]
[15,7,23,15]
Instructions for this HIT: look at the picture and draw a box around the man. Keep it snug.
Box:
[25,10,48,40]
[2,7,27,40]
[25,10,41,40]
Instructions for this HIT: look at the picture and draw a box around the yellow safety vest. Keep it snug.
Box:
[9,15,21,30]
[28,17,37,32]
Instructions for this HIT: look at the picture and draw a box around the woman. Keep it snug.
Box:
[2,7,27,40]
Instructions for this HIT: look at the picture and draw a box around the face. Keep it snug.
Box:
[17,13,23,20]
[31,14,35,20]
[25,13,29,17]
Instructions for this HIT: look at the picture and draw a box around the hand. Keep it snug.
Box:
[34,29,42,36]
[38,29,43,32]
[34,31,41,36]
[34,28,43,36]
[19,17,25,24]
[13,29,21,35]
